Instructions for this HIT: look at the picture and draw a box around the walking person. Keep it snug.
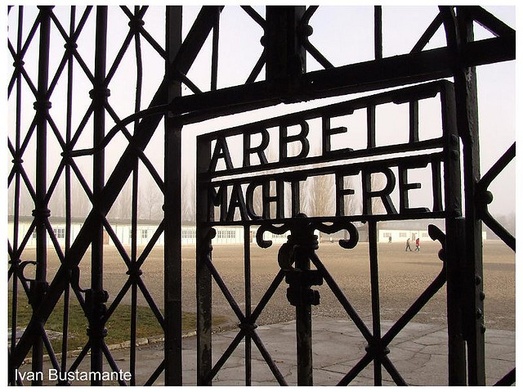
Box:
[415,238,420,251]
[405,237,412,251]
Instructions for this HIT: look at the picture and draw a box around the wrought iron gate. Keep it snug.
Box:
[7,5,515,386]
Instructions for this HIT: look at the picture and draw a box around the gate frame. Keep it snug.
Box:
[195,80,463,386]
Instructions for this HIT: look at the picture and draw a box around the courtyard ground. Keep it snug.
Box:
[20,239,515,331]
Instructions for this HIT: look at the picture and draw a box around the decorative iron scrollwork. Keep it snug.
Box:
[256,215,359,250]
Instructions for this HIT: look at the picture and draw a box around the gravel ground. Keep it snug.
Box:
[28,239,515,332]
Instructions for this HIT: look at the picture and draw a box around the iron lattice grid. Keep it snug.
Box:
[6,5,515,386]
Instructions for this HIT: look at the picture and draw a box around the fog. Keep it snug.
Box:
[5,6,516,224]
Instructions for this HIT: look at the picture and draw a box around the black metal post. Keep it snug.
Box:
[164,5,183,386]
[244,225,252,385]
[265,6,306,98]
[454,8,486,385]
[9,6,23,385]
[88,5,109,385]
[60,6,77,381]
[441,7,486,385]
[440,80,467,385]
[368,221,383,385]
[32,6,52,385]
[293,248,314,386]
[282,218,322,386]
[374,6,382,60]
[196,136,213,386]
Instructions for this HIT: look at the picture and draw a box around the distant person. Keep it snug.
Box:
[389,236,392,243]
[415,238,420,251]
[405,238,412,251]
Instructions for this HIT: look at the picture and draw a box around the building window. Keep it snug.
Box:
[141,229,148,239]
[383,232,391,238]
[217,230,236,239]
[399,232,407,238]
[182,229,196,239]
[53,228,65,239]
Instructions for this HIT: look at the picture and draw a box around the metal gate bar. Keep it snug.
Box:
[163,5,183,385]
[243,225,252,385]
[441,7,485,384]
[31,6,52,385]
[89,6,107,385]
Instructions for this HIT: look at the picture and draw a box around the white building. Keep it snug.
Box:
[7,216,289,248]
[377,221,487,243]
[7,217,486,249]
[378,228,431,244]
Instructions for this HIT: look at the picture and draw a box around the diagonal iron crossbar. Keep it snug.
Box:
[202,221,448,386]
[476,143,516,251]
[336,225,448,385]
[169,34,514,126]
[11,6,225,368]
[201,259,289,385]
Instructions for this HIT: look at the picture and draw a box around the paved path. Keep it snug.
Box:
[129,317,514,386]
[13,317,514,386]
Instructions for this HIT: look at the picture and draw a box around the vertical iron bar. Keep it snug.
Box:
[130,160,139,386]
[441,6,486,385]
[12,4,23,255]
[441,81,467,385]
[32,6,53,385]
[164,5,183,386]
[367,105,376,149]
[368,221,383,385]
[60,5,76,382]
[210,9,219,91]
[9,7,24,385]
[244,225,252,385]
[196,137,213,386]
[409,101,419,143]
[447,218,467,384]
[374,6,382,60]
[129,6,143,385]
[265,6,306,90]
[294,244,313,386]
[455,7,486,385]
[90,6,108,384]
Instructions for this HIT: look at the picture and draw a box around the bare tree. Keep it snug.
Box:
[48,177,65,217]
[306,173,335,218]
[370,171,388,215]
[139,176,163,220]
[337,174,361,217]
[108,179,132,220]
[181,173,195,222]
[70,179,92,218]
